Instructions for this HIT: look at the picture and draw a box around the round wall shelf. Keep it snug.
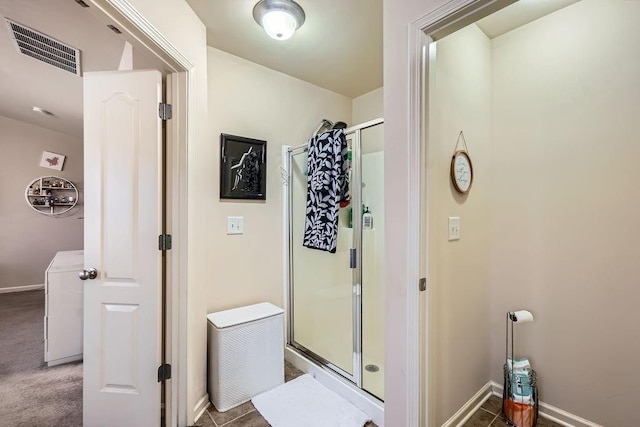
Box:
[25,176,79,216]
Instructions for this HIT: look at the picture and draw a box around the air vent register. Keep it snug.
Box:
[4,18,81,76]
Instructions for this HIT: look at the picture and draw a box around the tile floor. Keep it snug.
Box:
[196,368,562,427]
[195,361,378,427]
[463,395,564,427]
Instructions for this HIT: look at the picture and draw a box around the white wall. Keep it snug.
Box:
[0,116,83,289]
[488,2,640,425]
[352,87,383,125]
[206,47,352,313]
[428,24,493,425]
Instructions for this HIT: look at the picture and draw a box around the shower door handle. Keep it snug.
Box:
[349,248,357,269]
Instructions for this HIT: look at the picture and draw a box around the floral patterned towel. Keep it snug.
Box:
[303,129,349,253]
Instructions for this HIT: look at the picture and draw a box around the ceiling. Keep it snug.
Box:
[476,0,580,39]
[0,0,162,138]
[0,0,583,139]
[186,0,383,99]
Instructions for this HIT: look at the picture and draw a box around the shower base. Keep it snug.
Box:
[284,346,384,426]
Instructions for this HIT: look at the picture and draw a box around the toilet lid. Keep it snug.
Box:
[207,302,284,329]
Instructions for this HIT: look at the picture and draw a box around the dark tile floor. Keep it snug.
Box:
[196,371,562,427]
[463,395,563,427]
[195,361,377,427]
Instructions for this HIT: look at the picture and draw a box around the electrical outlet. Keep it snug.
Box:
[448,217,460,241]
[227,216,244,235]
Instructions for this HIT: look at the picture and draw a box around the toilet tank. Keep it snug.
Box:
[207,302,284,412]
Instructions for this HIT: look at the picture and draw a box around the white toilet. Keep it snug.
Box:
[207,302,284,412]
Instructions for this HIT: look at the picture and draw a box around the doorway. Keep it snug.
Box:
[0,1,155,424]
[413,0,640,425]
[0,0,191,424]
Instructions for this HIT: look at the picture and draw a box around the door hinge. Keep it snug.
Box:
[159,234,172,251]
[349,248,357,269]
[157,363,172,382]
[419,277,427,292]
[158,103,172,120]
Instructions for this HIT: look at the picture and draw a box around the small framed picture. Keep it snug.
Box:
[39,151,66,171]
[220,134,267,200]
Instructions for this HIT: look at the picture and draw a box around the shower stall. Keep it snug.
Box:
[283,118,385,404]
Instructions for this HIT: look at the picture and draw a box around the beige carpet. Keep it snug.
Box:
[0,290,82,426]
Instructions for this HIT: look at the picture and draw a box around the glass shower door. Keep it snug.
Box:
[289,145,355,378]
[286,119,384,399]
[361,123,385,400]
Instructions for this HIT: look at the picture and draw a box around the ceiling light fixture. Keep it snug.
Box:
[253,0,305,41]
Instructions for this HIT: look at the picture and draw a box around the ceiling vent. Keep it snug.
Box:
[4,18,82,76]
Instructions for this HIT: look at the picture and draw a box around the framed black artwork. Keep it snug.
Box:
[220,133,267,200]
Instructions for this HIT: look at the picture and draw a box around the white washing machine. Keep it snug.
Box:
[44,250,84,366]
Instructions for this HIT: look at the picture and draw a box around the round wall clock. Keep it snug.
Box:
[450,150,473,194]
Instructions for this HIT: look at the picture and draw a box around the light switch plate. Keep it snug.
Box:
[448,217,460,241]
[227,216,244,235]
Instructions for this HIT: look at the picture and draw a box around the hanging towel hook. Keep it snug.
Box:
[311,119,334,138]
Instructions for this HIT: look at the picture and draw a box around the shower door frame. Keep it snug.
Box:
[283,118,384,391]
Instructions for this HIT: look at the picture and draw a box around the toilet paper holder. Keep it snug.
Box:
[503,310,538,427]
[508,310,534,323]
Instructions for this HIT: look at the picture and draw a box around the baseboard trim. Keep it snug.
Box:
[0,284,44,294]
[490,382,603,427]
[441,382,493,427]
[193,393,210,423]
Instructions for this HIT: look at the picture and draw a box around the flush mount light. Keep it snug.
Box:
[253,0,305,41]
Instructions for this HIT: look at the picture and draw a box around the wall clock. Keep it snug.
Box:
[450,150,473,194]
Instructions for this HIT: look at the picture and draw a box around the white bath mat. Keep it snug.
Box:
[252,374,371,427]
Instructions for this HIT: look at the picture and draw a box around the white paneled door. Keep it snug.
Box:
[82,70,163,426]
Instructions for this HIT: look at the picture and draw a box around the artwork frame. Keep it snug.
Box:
[220,133,267,200]
[39,151,66,171]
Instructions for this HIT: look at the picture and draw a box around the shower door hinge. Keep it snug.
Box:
[157,363,172,382]
[159,234,172,251]
[419,277,427,292]
[158,103,172,120]
[349,248,357,269]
